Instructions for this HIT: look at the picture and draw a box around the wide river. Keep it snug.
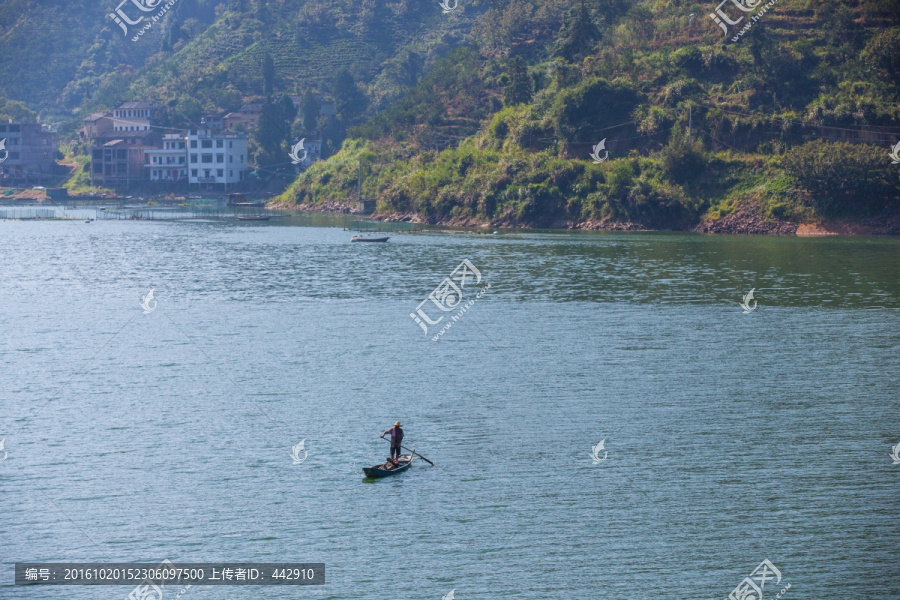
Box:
[1,214,898,600]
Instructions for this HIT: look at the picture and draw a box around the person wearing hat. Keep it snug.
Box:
[381,421,404,465]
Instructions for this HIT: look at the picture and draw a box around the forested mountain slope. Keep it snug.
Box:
[1,0,899,231]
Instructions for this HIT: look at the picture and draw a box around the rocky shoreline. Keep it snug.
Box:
[10,192,897,236]
[270,200,900,236]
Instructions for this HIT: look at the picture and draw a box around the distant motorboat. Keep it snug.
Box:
[351,236,389,242]
[236,215,271,221]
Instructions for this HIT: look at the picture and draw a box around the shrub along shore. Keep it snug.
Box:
[272,136,900,236]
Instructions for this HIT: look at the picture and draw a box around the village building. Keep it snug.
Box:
[0,122,58,184]
[223,104,263,131]
[145,134,188,182]
[90,130,161,187]
[187,129,248,187]
[200,112,225,132]
[82,113,114,141]
[80,101,249,188]
[111,101,155,133]
[292,138,323,169]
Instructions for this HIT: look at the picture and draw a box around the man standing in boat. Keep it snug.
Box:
[381,421,403,465]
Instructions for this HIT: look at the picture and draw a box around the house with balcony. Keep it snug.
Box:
[186,129,248,187]
[145,134,188,182]
[82,101,154,142]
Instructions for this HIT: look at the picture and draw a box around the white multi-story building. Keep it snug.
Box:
[186,129,248,186]
[112,101,154,133]
[145,134,187,182]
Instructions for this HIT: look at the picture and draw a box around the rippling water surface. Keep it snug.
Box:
[1,215,898,599]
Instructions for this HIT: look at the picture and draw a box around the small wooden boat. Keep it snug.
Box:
[351,236,389,242]
[236,215,271,221]
[363,454,412,478]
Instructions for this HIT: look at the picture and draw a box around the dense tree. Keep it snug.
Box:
[657,127,707,185]
[553,0,599,61]
[262,52,276,97]
[349,49,490,145]
[502,57,533,106]
[300,90,321,134]
[254,95,298,170]
[400,51,424,88]
[0,97,37,123]
[333,68,365,119]
[156,95,203,129]
[550,77,640,143]
[862,28,900,89]
[782,141,899,215]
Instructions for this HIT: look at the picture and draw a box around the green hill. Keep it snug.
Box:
[2,0,899,231]
[276,0,900,231]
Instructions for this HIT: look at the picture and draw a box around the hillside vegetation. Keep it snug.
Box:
[1,0,899,231]
[278,0,900,231]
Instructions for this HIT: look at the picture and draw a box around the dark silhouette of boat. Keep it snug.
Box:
[363,454,412,478]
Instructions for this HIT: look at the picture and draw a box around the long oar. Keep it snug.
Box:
[380,437,434,466]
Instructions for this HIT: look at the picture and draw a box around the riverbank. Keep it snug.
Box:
[268,199,900,236]
[9,188,897,236]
